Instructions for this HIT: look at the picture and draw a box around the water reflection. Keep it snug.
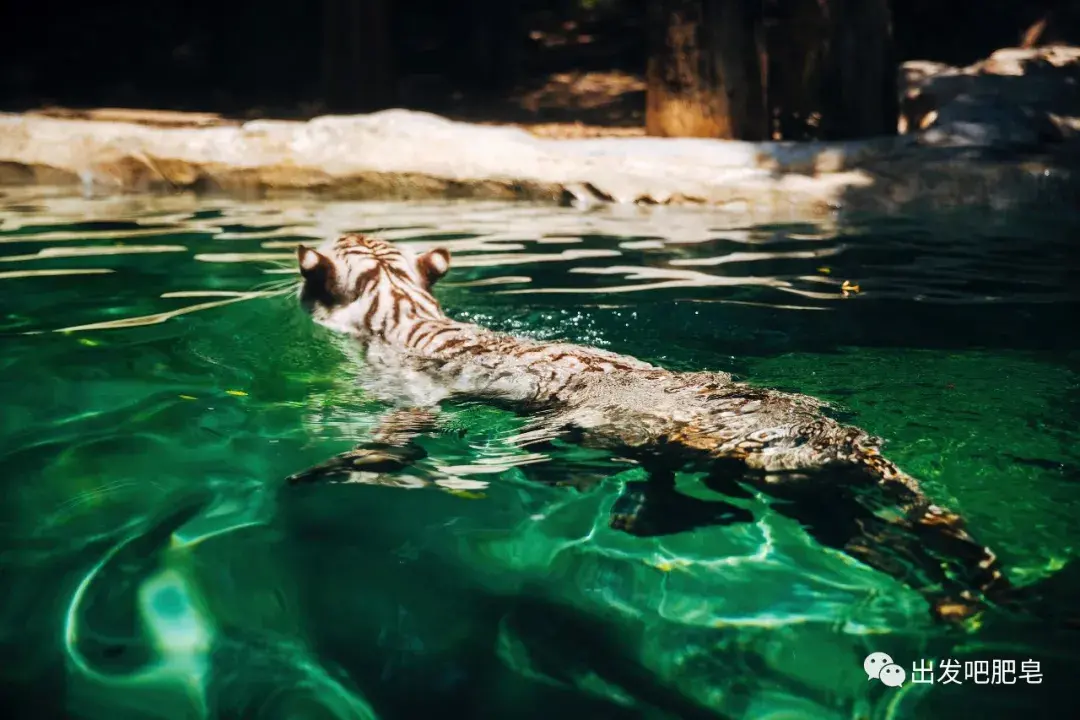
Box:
[63,497,379,720]
[1,187,1077,718]
[2,187,1076,340]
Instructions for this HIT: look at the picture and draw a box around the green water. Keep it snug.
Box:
[1,189,1077,719]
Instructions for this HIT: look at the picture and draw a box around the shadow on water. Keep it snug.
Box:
[281,483,735,720]
[2,185,1079,718]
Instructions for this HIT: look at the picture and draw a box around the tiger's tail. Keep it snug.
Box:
[901,499,1015,621]
[854,447,1016,622]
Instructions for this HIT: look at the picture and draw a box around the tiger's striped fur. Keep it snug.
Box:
[294,233,1016,623]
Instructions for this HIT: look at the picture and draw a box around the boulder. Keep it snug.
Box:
[900,45,1080,146]
[2,48,1080,216]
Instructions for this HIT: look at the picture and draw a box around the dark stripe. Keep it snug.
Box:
[389,287,410,325]
[437,337,473,356]
[363,292,381,330]
[408,326,437,347]
[353,267,378,289]
[405,322,430,345]
[416,326,459,349]
[409,324,447,348]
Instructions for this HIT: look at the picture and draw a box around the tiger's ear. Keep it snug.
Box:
[297,245,333,283]
[417,247,451,287]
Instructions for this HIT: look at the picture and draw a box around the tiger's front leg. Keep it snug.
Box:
[285,407,439,485]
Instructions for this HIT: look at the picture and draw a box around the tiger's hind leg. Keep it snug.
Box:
[285,407,437,485]
[608,461,754,537]
[508,429,754,537]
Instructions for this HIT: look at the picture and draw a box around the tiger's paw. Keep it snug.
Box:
[286,443,427,485]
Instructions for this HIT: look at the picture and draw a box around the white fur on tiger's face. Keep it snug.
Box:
[296,234,451,340]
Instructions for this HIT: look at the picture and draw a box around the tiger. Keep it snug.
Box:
[287,233,1016,623]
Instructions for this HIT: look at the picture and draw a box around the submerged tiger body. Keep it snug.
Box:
[291,233,1015,622]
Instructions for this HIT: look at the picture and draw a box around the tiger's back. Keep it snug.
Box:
[291,233,1014,623]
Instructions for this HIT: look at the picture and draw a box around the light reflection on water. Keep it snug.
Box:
[1,187,1077,719]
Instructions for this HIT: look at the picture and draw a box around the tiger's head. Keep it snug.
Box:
[295,234,451,340]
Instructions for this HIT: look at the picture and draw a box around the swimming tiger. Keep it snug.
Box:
[287,233,1015,623]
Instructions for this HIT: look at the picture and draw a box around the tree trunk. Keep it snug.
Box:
[321,0,396,112]
[765,0,828,140]
[817,0,897,140]
[645,0,767,140]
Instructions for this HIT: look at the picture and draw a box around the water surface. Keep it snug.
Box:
[1,188,1077,719]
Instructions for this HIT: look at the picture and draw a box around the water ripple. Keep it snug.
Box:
[2,188,1077,336]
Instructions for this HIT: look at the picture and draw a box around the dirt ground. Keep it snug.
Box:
[446,69,647,138]
[28,69,647,139]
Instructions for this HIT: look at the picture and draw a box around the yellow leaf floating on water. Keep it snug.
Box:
[817,266,832,275]
[179,394,197,400]
[841,280,861,297]
[446,489,486,500]
[225,389,248,397]
[647,558,692,573]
